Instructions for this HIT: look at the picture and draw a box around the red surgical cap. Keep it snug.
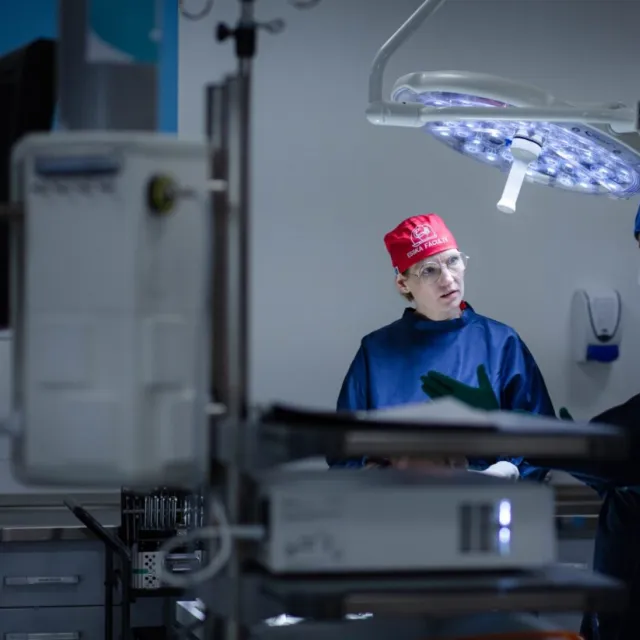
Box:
[383,214,458,273]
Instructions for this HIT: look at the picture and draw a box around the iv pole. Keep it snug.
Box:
[202,2,318,637]
[206,2,271,639]
[205,9,253,639]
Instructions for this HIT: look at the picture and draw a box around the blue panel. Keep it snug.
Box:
[586,344,619,363]
[159,0,179,133]
[89,0,159,64]
[0,0,177,133]
[0,0,56,55]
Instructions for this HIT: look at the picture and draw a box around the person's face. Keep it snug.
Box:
[396,248,466,320]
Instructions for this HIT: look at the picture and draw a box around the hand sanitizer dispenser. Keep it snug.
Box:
[570,289,622,363]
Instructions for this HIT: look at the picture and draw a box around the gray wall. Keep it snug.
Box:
[179,0,640,417]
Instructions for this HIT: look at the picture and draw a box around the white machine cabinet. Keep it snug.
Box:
[9,132,211,487]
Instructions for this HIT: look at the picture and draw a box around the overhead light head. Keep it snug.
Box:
[392,72,640,211]
[366,0,640,214]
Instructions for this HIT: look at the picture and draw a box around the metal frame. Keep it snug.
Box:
[64,499,186,640]
[65,499,133,640]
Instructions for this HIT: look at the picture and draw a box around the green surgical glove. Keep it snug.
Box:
[558,407,573,421]
[420,365,500,411]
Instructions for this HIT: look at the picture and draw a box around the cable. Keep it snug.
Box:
[179,0,214,21]
[156,497,265,588]
[179,0,322,21]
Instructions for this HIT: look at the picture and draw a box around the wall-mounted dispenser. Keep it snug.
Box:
[570,289,622,363]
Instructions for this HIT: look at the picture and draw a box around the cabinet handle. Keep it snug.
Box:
[165,553,201,573]
[4,576,80,586]
[166,553,200,562]
[5,634,81,640]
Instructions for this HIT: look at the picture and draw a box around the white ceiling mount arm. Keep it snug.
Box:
[367,0,448,127]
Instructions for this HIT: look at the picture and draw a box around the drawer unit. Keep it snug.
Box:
[0,540,104,608]
[115,600,169,630]
[0,606,103,639]
[558,537,595,569]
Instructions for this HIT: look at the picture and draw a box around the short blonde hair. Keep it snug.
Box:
[399,269,413,302]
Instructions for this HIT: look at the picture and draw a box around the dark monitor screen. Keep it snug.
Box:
[0,37,57,329]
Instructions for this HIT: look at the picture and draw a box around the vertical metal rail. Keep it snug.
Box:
[223,68,252,640]
[207,83,230,411]
[205,21,254,640]
[205,81,228,640]
[205,2,256,638]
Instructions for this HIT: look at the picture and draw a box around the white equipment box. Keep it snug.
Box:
[9,132,211,487]
[258,470,556,573]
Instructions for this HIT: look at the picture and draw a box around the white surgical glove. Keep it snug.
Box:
[481,461,520,481]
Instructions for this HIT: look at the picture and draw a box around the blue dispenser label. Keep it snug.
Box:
[586,344,619,363]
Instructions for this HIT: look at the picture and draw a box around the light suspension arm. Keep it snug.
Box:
[366,0,639,134]
[368,0,448,105]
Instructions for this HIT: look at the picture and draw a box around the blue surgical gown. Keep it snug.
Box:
[331,305,555,476]
[634,204,640,238]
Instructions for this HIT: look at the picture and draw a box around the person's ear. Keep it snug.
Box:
[395,273,410,296]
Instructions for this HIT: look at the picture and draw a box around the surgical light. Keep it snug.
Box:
[367,0,640,213]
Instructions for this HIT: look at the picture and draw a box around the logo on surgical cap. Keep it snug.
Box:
[411,224,437,247]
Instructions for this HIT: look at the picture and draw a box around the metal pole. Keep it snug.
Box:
[104,550,113,640]
[223,72,252,640]
[220,4,256,639]
[207,84,231,407]
[205,76,245,639]
[204,82,228,640]
[205,2,256,638]
[223,73,251,426]
[204,63,252,640]
[208,3,253,443]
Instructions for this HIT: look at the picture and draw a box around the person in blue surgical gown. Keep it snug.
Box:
[328,213,555,479]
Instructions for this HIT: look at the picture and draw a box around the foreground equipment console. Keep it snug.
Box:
[257,469,556,573]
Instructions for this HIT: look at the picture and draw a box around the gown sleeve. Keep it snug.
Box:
[328,345,370,469]
[499,334,556,480]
